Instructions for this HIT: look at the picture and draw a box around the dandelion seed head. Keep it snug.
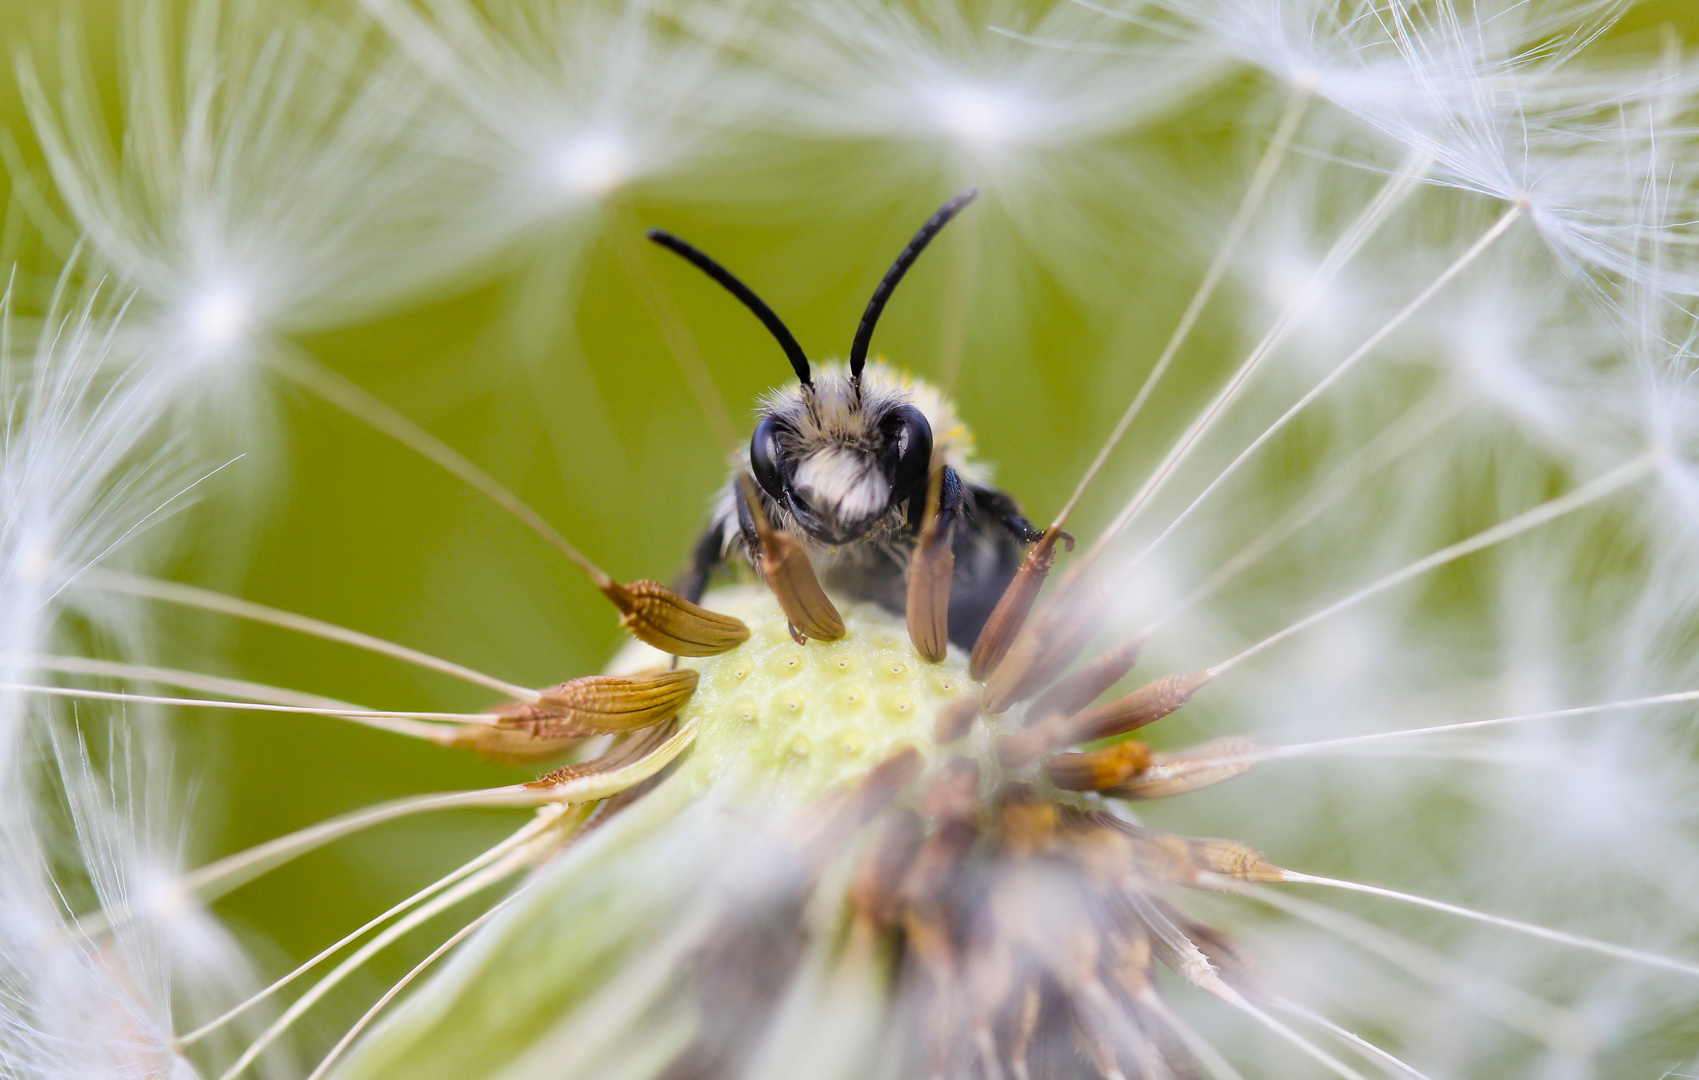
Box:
[925,80,1035,150]
[132,860,193,928]
[757,0,1212,176]
[13,0,1699,1074]
[549,129,634,199]
[369,0,763,244]
[10,534,57,589]
[1254,243,1364,363]
[1443,298,1561,427]
[1637,350,1699,530]
[0,285,265,1080]
[180,281,254,356]
[1409,270,1619,460]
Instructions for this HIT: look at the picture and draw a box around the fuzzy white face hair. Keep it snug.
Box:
[755,360,985,547]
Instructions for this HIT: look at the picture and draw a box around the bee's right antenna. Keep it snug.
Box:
[848,188,979,384]
[647,228,813,388]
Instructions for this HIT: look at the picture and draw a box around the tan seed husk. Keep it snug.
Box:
[523,720,675,788]
[981,580,1107,714]
[524,759,603,789]
[1065,670,1213,744]
[898,817,979,975]
[601,578,749,656]
[1120,829,1202,885]
[445,724,585,764]
[1184,838,1284,884]
[933,696,980,743]
[1107,925,1154,998]
[1106,736,1255,799]
[997,785,1058,858]
[849,808,924,929]
[493,669,698,739]
[968,527,1065,680]
[1178,916,1258,988]
[922,757,982,822]
[1054,810,1137,884]
[1076,813,1273,888]
[841,746,926,829]
[738,476,843,641]
[906,504,955,664]
[1027,636,1145,723]
[757,528,846,641]
[1010,985,1041,1076]
[1044,740,1154,792]
[995,711,1073,769]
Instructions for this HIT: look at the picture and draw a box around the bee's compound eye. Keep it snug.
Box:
[749,415,788,501]
[882,404,933,495]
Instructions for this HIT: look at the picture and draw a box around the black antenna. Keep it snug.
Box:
[847,188,978,382]
[647,228,813,386]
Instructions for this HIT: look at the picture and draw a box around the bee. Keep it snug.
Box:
[650,190,1047,650]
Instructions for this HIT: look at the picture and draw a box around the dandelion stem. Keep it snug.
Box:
[1140,389,1461,637]
[1209,453,1657,676]
[85,567,539,700]
[1075,149,1432,570]
[1277,872,1699,979]
[271,350,620,590]
[175,715,698,907]
[1245,886,1586,1053]
[1207,983,1370,1080]
[1264,689,1699,760]
[1124,205,1523,582]
[1050,87,1310,531]
[217,856,525,1080]
[21,654,375,717]
[304,880,532,1080]
[182,793,521,910]
[0,681,506,727]
[177,810,565,1045]
[1135,990,1247,1080]
[1273,999,1432,1080]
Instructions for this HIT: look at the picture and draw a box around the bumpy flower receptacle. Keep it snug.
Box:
[664,586,976,801]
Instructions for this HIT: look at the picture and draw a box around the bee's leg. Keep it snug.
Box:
[907,467,964,663]
[733,483,763,558]
[679,524,729,605]
[937,466,966,529]
[965,490,1074,683]
[735,477,845,643]
[969,486,1051,546]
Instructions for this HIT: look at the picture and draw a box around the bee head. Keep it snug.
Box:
[648,189,977,543]
[749,367,934,544]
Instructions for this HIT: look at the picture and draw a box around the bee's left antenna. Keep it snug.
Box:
[848,188,978,382]
[647,228,813,387]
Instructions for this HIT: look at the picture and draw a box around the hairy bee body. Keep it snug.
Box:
[686,361,1040,649]
[652,190,1044,649]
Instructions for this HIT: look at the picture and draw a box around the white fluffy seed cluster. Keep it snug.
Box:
[673,586,974,800]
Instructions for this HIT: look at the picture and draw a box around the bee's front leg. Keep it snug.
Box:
[680,523,730,605]
[969,486,1050,546]
[734,477,844,643]
[936,466,966,531]
[732,480,764,560]
[906,466,965,663]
